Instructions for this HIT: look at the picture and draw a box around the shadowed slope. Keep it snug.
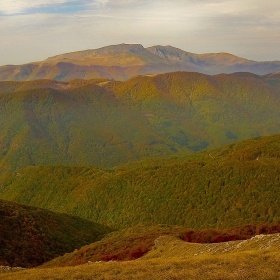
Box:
[0,199,113,268]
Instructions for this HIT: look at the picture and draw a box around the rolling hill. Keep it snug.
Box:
[1,232,280,279]
[1,44,280,81]
[0,134,279,229]
[41,223,280,268]
[0,72,280,172]
[0,199,113,268]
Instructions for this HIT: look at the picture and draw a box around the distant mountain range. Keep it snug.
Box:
[0,71,280,172]
[1,44,280,81]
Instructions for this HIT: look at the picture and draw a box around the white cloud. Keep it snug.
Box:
[95,0,109,6]
[0,0,78,14]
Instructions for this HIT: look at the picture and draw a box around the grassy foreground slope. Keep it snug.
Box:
[0,134,280,229]
[1,234,280,280]
[0,72,280,172]
[0,199,113,268]
[42,223,280,267]
[144,234,280,260]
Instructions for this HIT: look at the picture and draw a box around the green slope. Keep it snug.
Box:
[0,134,279,229]
[0,72,280,172]
[0,81,171,171]
[0,199,113,268]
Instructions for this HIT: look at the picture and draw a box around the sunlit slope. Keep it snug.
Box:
[0,199,113,268]
[42,223,280,268]
[42,224,187,267]
[144,234,280,259]
[0,81,180,171]
[1,235,280,280]
[1,44,280,81]
[106,72,280,149]
[0,134,279,229]
[45,44,166,67]
[147,45,280,74]
[0,72,280,172]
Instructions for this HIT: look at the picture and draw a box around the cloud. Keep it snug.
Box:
[95,0,109,7]
[0,0,98,15]
[0,1,67,14]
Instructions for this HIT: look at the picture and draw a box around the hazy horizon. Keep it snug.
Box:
[1,0,280,65]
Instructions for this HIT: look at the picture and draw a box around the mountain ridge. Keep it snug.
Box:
[0,71,280,172]
[1,43,280,81]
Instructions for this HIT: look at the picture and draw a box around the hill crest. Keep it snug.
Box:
[1,43,280,81]
[0,72,280,172]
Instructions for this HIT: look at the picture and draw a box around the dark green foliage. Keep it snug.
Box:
[226,131,238,140]
[0,134,279,230]
[0,199,113,268]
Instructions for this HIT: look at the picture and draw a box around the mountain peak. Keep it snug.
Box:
[95,43,145,53]
[44,43,148,65]
[147,45,191,60]
[1,43,280,82]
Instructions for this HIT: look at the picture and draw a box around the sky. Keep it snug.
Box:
[0,0,279,65]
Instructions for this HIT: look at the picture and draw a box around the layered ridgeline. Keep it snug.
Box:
[0,134,280,229]
[1,72,280,171]
[1,44,280,81]
[0,199,113,268]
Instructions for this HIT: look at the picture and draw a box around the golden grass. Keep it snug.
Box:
[1,252,279,280]
[143,234,280,259]
[1,234,280,280]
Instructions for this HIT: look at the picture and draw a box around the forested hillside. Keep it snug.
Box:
[0,199,113,268]
[1,134,279,229]
[0,72,280,172]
